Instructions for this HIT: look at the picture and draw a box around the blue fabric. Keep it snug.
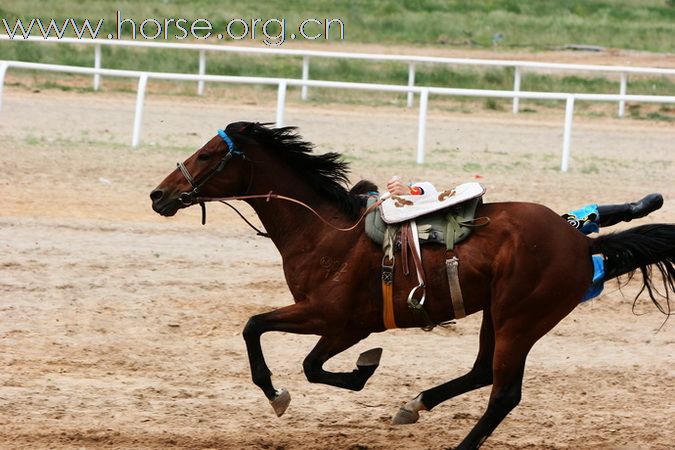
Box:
[566,203,600,235]
[218,129,241,155]
[581,255,605,302]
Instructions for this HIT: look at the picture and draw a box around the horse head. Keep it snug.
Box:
[150,124,252,217]
[151,121,371,226]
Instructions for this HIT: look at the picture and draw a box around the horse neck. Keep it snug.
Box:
[243,160,352,256]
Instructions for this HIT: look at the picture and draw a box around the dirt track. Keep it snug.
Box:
[1,88,674,449]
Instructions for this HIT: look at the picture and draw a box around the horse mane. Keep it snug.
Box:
[227,122,377,218]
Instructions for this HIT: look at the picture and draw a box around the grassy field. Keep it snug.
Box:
[2,0,675,51]
[1,0,674,118]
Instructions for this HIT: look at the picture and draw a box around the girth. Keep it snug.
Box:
[381,219,468,331]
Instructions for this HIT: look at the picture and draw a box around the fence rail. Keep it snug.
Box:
[2,35,675,116]
[1,59,674,172]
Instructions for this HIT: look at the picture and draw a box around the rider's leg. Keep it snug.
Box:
[563,193,663,235]
[597,193,663,228]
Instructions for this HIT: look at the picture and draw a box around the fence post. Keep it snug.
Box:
[132,74,148,148]
[618,72,627,117]
[512,66,521,113]
[407,63,416,108]
[198,50,206,96]
[301,56,310,100]
[416,88,429,164]
[0,63,8,112]
[276,81,287,127]
[93,44,101,91]
[561,95,575,172]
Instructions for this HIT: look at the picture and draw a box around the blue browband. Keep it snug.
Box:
[217,128,242,155]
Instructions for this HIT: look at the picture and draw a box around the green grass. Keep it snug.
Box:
[580,163,600,174]
[4,43,674,96]
[1,0,674,51]
[462,162,482,172]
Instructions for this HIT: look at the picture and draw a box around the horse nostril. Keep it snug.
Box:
[150,189,165,202]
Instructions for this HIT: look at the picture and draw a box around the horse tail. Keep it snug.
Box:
[590,223,675,315]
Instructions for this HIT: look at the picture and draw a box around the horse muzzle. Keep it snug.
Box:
[150,188,182,216]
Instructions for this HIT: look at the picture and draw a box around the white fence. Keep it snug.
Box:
[1,59,674,172]
[2,35,675,117]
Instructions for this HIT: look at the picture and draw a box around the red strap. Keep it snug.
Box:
[409,186,424,195]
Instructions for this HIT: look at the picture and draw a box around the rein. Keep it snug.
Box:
[196,192,387,235]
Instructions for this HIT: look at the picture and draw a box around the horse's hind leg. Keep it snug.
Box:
[455,292,583,449]
[392,311,495,425]
[454,333,531,450]
[303,334,381,391]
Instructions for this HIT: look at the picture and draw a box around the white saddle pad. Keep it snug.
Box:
[380,182,485,224]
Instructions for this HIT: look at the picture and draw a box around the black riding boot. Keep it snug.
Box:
[597,193,664,228]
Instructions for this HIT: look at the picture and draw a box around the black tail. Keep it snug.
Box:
[590,224,675,316]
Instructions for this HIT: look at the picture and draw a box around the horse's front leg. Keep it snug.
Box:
[303,334,382,391]
[242,302,337,417]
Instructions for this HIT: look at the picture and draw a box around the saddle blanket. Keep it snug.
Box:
[581,254,605,302]
[380,182,486,224]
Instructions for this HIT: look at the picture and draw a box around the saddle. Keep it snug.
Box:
[365,183,488,331]
[365,193,484,250]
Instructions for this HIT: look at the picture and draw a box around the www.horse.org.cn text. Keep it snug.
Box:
[1,12,347,46]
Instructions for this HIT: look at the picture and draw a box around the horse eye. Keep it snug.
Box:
[197,153,212,161]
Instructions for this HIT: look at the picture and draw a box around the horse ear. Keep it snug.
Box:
[224,122,255,136]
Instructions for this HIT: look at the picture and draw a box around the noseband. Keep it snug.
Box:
[177,129,244,224]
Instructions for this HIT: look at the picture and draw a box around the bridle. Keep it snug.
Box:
[176,128,244,224]
[177,129,242,206]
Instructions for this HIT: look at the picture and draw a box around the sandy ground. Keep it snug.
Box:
[0,88,674,450]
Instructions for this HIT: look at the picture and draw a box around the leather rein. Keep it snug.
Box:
[176,128,385,235]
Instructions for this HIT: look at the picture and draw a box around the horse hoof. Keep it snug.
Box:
[270,388,291,417]
[392,406,419,425]
[356,347,383,368]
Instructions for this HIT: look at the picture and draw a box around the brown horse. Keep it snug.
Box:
[150,122,674,449]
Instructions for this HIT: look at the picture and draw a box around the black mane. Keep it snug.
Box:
[226,122,376,218]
